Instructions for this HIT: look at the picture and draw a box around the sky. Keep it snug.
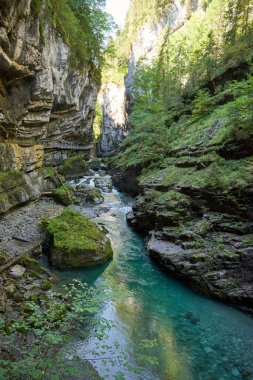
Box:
[105,0,130,29]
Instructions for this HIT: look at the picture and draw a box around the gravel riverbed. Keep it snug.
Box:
[0,198,65,259]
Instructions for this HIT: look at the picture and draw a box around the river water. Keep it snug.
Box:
[50,183,253,380]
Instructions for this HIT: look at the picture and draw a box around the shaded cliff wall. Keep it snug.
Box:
[0,0,100,214]
[97,83,128,156]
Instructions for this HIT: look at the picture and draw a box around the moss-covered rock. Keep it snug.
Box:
[58,154,88,179]
[52,186,77,206]
[46,209,113,269]
[86,188,104,204]
[74,185,104,204]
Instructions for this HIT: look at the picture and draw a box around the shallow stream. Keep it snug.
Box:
[49,179,253,380]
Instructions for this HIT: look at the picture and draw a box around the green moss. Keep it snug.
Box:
[20,257,40,269]
[85,188,104,203]
[31,0,42,17]
[42,166,55,177]
[58,154,87,176]
[47,209,107,252]
[190,253,208,263]
[217,278,240,289]
[53,186,70,196]
[41,281,52,291]
[52,186,77,205]
[0,170,17,183]
[141,156,253,193]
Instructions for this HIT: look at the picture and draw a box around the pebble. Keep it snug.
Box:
[231,368,240,377]
[10,265,26,278]
[204,347,214,354]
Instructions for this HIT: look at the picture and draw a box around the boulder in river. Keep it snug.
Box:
[94,176,112,193]
[46,209,113,269]
[75,185,104,204]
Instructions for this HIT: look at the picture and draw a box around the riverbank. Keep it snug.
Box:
[0,172,114,321]
[0,198,64,317]
[112,154,253,313]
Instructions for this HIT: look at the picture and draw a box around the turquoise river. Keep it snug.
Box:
[48,185,253,380]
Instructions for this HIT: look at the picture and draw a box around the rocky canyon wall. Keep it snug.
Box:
[97,83,128,156]
[0,0,99,214]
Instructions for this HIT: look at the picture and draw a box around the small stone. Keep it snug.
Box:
[190,316,200,325]
[231,369,240,377]
[204,347,213,354]
[9,265,26,278]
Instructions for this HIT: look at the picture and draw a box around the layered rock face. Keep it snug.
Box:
[98,83,128,156]
[0,142,59,214]
[0,0,99,144]
[0,0,99,214]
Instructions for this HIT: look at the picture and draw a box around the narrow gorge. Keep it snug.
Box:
[0,0,253,379]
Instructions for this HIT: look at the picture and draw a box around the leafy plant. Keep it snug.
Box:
[0,280,110,379]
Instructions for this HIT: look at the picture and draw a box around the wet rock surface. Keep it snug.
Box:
[94,176,113,193]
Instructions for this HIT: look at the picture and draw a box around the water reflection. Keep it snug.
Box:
[53,189,253,380]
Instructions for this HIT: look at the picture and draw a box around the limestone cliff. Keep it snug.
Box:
[97,83,128,156]
[0,0,100,214]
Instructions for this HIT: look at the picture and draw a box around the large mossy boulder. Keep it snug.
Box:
[46,209,113,269]
[85,188,104,203]
[94,176,112,193]
[52,186,78,206]
[74,185,104,204]
[58,154,88,179]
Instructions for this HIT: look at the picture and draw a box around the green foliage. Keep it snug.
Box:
[58,153,86,175]
[53,185,72,196]
[192,89,213,118]
[114,64,168,168]
[0,280,106,380]
[31,0,42,17]
[93,101,103,141]
[52,186,76,205]
[31,0,115,69]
